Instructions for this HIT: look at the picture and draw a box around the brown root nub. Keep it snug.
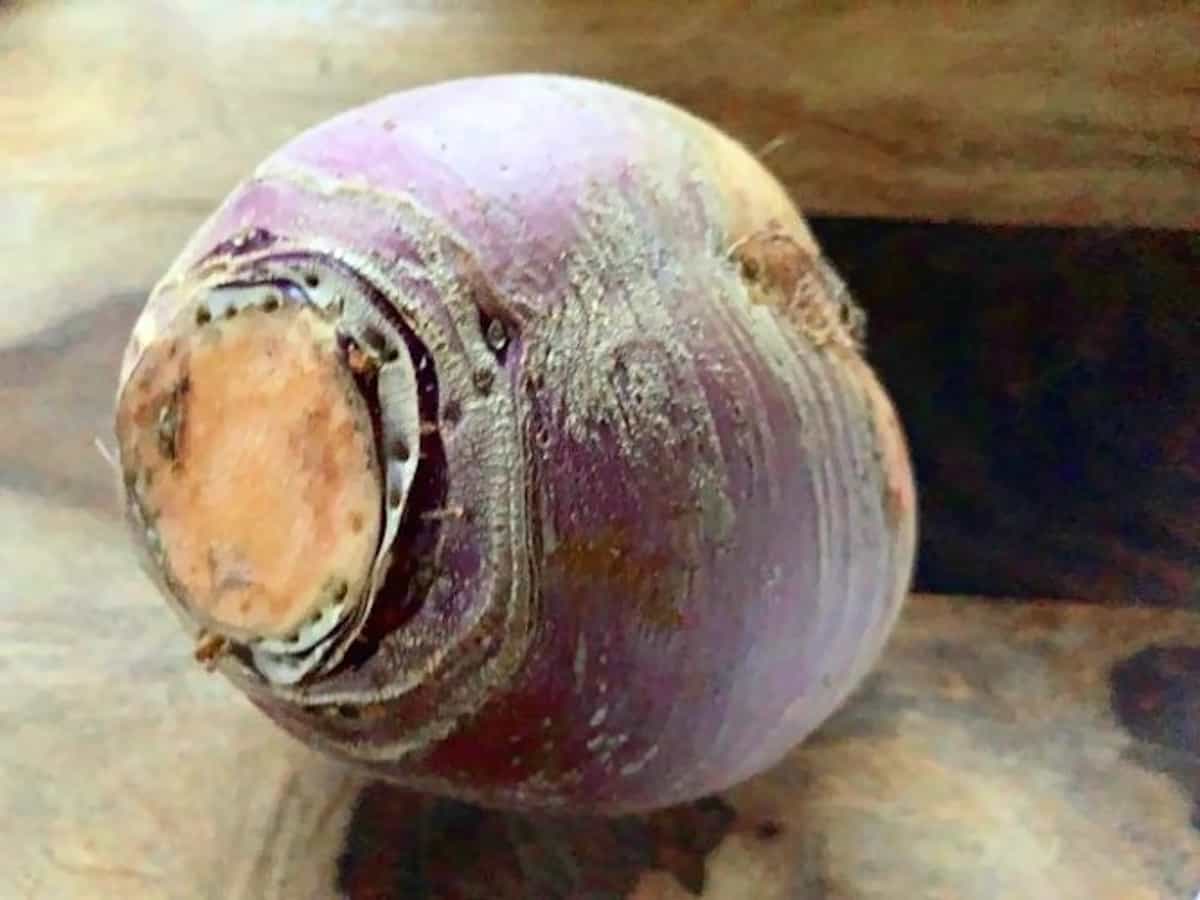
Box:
[115,302,383,640]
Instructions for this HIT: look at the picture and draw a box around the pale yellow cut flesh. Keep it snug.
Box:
[115,303,382,639]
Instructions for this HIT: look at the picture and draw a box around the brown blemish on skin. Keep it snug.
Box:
[346,342,377,377]
[883,483,906,533]
[544,526,685,632]
[730,226,864,351]
[733,227,809,291]
[154,375,189,462]
[115,304,383,639]
[875,408,915,540]
[851,356,917,542]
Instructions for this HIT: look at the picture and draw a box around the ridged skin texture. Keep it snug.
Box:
[117,74,917,814]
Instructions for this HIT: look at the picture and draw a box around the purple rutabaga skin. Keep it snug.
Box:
[119,74,917,813]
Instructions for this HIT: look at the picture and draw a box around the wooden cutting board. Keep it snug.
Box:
[3,0,1197,346]
[3,2,1197,897]
[0,298,1196,895]
[3,486,1197,898]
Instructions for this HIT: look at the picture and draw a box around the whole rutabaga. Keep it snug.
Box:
[114,74,916,814]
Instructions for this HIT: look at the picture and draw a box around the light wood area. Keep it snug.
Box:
[0,286,1196,898]
[2,3,1198,897]
[3,483,1197,898]
[2,0,1197,348]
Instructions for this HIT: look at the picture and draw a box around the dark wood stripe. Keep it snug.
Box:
[336,785,735,899]
[0,293,142,514]
[1111,644,1200,829]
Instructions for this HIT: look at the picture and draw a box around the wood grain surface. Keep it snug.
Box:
[4,485,1199,898]
[3,0,1198,349]
[0,210,1197,900]
[3,2,1199,897]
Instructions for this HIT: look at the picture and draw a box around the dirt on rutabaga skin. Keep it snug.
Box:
[542,525,687,635]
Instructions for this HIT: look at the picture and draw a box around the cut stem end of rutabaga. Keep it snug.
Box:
[114,301,383,642]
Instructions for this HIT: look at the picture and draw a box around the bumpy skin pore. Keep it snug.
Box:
[115,75,917,813]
